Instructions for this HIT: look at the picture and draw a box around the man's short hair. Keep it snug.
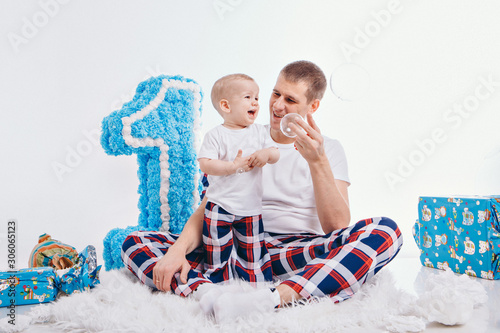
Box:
[211,73,255,112]
[280,61,327,103]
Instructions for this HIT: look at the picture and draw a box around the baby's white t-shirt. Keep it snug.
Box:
[262,125,350,235]
[198,124,276,216]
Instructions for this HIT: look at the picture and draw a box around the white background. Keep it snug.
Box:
[1,0,499,270]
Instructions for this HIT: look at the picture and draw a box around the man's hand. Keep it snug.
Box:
[290,113,325,163]
[152,245,191,292]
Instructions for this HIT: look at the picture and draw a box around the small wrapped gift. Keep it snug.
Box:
[57,245,101,294]
[413,195,500,279]
[28,233,79,269]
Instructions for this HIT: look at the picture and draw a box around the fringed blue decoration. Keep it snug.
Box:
[101,75,203,270]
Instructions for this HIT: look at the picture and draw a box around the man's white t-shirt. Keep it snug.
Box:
[262,124,350,235]
[198,124,277,216]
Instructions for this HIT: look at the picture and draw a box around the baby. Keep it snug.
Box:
[198,73,279,285]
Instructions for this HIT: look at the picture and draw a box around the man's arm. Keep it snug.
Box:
[172,195,207,254]
[291,114,350,233]
[307,156,350,233]
[152,195,207,291]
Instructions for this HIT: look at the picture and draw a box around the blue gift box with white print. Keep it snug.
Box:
[0,267,57,307]
[413,195,500,279]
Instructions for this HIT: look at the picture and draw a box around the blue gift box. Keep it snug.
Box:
[413,195,500,280]
[0,267,57,307]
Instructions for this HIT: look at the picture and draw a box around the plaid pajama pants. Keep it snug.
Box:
[266,216,402,302]
[202,201,273,284]
[121,216,402,301]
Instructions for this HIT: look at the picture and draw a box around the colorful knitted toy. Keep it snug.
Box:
[101,75,203,270]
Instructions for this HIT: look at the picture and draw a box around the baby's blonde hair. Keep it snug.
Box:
[211,73,255,113]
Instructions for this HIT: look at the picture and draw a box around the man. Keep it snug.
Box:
[121,60,403,320]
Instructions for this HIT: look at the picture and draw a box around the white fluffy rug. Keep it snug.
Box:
[0,267,488,333]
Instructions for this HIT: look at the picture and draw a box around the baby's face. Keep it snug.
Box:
[223,79,259,129]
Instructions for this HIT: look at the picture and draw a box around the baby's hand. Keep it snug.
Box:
[248,148,279,168]
[232,149,252,173]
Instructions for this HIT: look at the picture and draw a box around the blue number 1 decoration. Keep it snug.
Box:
[100,75,203,270]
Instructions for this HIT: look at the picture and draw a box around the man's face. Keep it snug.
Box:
[269,75,311,135]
